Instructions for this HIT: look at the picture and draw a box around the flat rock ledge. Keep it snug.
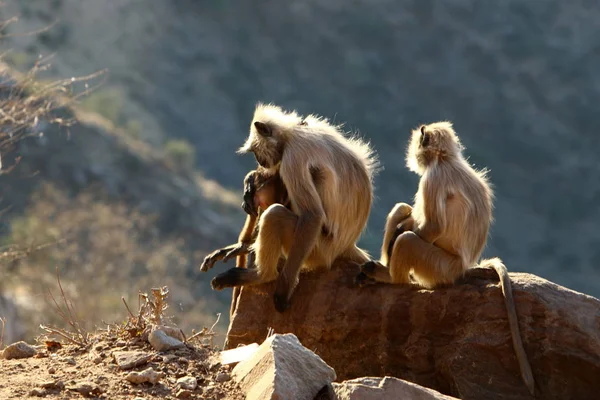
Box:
[225,261,600,400]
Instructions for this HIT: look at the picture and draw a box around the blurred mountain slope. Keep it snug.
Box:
[1,0,599,297]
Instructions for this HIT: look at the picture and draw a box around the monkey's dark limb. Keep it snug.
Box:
[222,242,251,263]
[273,211,322,313]
[211,267,261,291]
[360,260,393,283]
[354,272,378,287]
[200,244,239,272]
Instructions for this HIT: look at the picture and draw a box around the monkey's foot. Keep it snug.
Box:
[354,272,377,287]
[273,292,291,313]
[360,260,378,276]
[211,267,258,291]
[358,260,393,284]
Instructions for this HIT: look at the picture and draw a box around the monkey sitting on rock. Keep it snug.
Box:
[201,103,378,312]
[356,121,535,396]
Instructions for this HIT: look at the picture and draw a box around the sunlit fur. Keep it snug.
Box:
[404,121,492,284]
[240,103,379,281]
[367,121,535,395]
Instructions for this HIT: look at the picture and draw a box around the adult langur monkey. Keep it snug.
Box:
[205,103,379,312]
[357,121,535,396]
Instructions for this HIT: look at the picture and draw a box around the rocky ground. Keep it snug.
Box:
[0,331,245,400]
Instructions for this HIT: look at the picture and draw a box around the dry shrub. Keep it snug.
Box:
[0,56,105,174]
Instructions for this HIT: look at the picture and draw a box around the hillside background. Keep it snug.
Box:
[1,0,599,341]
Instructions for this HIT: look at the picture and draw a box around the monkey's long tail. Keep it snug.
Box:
[478,257,535,396]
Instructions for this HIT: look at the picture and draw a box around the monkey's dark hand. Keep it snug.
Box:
[273,292,291,313]
[242,171,259,217]
[200,245,237,272]
[354,271,376,287]
[273,277,293,313]
[355,261,380,287]
[222,242,250,263]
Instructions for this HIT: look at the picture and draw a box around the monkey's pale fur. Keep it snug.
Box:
[362,121,535,395]
[394,121,492,286]
[243,104,378,278]
[211,103,378,311]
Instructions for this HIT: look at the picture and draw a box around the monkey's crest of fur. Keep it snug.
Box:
[406,121,466,175]
[238,103,380,181]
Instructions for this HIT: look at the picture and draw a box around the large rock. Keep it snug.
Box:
[231,333,336,400]
[333,376,459,400]
[225,262,600,400]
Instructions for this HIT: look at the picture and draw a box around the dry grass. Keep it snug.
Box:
[3,183,221,343]
[120,286,173,339]
[39,267,90,347]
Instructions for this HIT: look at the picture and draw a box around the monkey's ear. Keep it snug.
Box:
[254,121,273,138]
[420,126,431,147]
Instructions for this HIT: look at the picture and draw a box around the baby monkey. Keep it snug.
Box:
[357,122,535,396]
[200,167,289,272]
[200,120,309,272]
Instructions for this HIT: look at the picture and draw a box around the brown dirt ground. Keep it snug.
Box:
[0,331,246,400]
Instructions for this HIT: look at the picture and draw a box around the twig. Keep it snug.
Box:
[54,266,84,338]
[43,267,88,346]
[39,324,85,347]
[186,313,221,344]
[0,316,6,349]
[186,328,213,343]
[210,313,221,334]
[121,297,135,319]
[0,17,59,39]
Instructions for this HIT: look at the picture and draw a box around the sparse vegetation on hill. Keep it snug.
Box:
[4,183,220,340]
[0,21,242,347]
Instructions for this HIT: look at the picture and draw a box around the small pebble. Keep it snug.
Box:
[176,376,197,390]
[2,341,36,359]
[215,372,231,382]
[29,388,45,397]
[175,389,193,399]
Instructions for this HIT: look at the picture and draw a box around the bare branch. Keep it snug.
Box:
[121,297,135,319]
[39,324,86,347]
[0,316,6,349]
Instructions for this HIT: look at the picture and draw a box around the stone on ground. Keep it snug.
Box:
[176,376,197,390]
[333,377,459,400]
[1,341,36,359]
[232,333,336,400]
[125,367,165,385]
[148,325,185,351]
[112,351,152,370]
